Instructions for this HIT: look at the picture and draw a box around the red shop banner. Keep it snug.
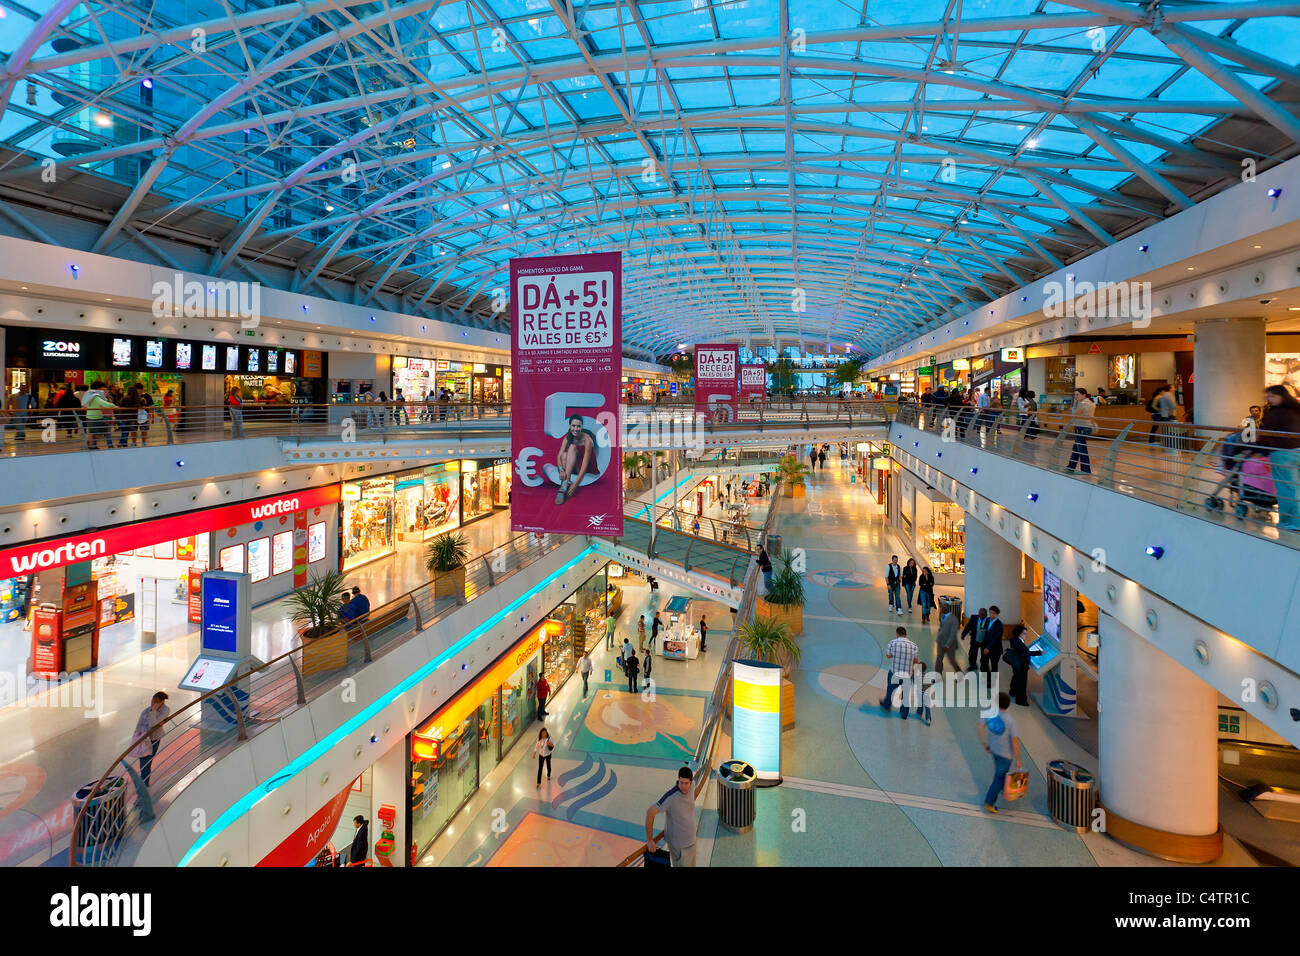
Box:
[694,344,739,423]
[738,363,767,412]
[0,484,341,577]
[510,251,623,537]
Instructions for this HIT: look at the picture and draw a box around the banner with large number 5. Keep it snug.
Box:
[510,252,623,536]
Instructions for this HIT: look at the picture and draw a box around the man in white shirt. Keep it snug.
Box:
[578,652,593,698]
[1067,387,1097,475]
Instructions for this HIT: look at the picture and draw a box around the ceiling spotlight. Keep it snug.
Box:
[176,459,185,468]
[1267,187,1282,198]
[324,203,334,212]
[969,467,978,475]
[369,315,376,322]
[1137,244,1149,252]
[1145,545,1165,559]
[141,77,154,90]
[69,264,80,276]
[1026,492,1039,502]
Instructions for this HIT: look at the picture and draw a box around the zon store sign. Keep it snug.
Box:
[0,486,340,577]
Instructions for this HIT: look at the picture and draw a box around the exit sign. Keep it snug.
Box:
[244,330,256,337]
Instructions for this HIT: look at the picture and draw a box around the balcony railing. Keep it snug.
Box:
[894,403,1300,548]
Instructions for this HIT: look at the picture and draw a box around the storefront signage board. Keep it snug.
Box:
[509,251,623,536]
[0,485,339,577]
[416,629,542,742]
[737,363,766,405]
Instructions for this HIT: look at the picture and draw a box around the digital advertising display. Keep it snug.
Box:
[272,531,292,576]
[267,350,279,373]
[247,348,260,372]
[732,659,782,783]
[1043,569,1062,642]
[695,343,739,423]
[112,337,133,367]
[145,339,164,368]
[200,574,240,655]
[202,345,217,370]
[176,342,193,370]
[247,536,270,583]
[178,655,239,692]
[225,346,240,372]
[308,521,326,563]
[509,251,622,537]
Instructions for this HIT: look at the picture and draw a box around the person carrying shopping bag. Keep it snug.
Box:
[534,728,555,787]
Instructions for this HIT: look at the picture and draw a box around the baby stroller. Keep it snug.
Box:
[1239,455,1278,520]
[1204,431,1252,518]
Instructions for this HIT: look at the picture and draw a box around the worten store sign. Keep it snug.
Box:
[0,485,340,577]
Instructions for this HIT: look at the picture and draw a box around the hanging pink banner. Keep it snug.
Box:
[738,363,767,416]
[510,252,623,536]
[694,344,739,423]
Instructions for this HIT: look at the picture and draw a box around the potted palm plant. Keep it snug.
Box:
[286,569,350,675]
[777,453,810,498]
[736,615,801,728]
[426,530,469,600]
[758,550,805,634]
[623,451,648,492]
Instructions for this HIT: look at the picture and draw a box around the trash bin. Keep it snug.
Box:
[1046,759,1096,832]
[73,775,127,865]
[938,595,962,620]
[766,534,782,558]
[717,760,757,833]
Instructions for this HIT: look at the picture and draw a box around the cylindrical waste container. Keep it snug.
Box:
[1046,759,1096,832]
[938,595,962,620]
[717,760,757,833]
[766,534,782,558]
[73,776,127,865]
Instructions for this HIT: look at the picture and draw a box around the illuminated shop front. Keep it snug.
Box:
[393,463,462,542]
[407,565,608,856]
[461,459,510,524]
[893,467,964,583]
[341,475,396,569]
[392,356,436,400]
[435,361,472,399]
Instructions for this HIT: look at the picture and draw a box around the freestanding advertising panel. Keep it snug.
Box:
[738,363,767,413]
[732,659,782,784]
[694,344,739,423]
[510,252,623,537]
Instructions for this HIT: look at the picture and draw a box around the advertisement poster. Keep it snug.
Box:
[187,569,203,624]
[308,521,326,563]
[695,344,739,423]
[510,251,623,536]
[247,537,270,583]
[1043,570,1062,642]
[272,531,292,577]
[738,363,767,413]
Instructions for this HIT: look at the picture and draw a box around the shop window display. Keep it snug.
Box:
[460,461,495,523]
[409,715,479,854]
[342,476,395,569]
[918,502,965,575]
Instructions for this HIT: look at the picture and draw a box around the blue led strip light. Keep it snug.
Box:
[177,547,596,865]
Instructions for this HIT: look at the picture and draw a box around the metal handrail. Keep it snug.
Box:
[3,399,890,460]
[896,403,1300,547]
[68,529,573,867]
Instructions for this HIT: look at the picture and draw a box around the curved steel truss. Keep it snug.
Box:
[0,0,1297,358]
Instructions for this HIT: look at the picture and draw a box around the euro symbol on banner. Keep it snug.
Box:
[515,446,544,487]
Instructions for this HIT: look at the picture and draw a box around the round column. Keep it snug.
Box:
[961,516,1021,622]
[1192,317,1266,427]
[1098,611,1221,861]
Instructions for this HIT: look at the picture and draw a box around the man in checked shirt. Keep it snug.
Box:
[880,627,921,720]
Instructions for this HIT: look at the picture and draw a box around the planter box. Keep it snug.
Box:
[784,483,805,498]
[781,678,795,729]
[300,628,349,677]
[626,476,645,493]
[757,596,803,635]
[433,566,466,601]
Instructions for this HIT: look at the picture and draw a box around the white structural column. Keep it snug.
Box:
[962,517,1021,620]
[1097,611,1221,862]
[1192,317,1266,427]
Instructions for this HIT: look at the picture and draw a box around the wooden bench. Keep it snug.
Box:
[301,600,412,676]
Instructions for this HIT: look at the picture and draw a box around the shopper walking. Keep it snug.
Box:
[579,651,593,697]
[643,644,653,683]
[534,727,554,787]
[621,636,635,671]
[880,627,920,719]
[962,607,988,672]
[698,615,707,652]
[9,384,35,442]
[1005,624,1041,706]
[82,381,115,450]
[818,447,827,470]
[1066,387,1095,475]
[650,613,663,651]
[226,386,246,439]
[885,555,903,614]
[535,673,550,721]
[645,766,697,866]
[57,383,83,438]
[917,566,935,623]
[1261,384,1300,533]
[128,691,170,786]
[1145,385,1172,446]
[978,693,1021,813]
[626,650,640,694]
[637,614,646,652]
[605,611,617,650]
[901,558,918,613]
[934,603,962,674]
[981,605,1005,693]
